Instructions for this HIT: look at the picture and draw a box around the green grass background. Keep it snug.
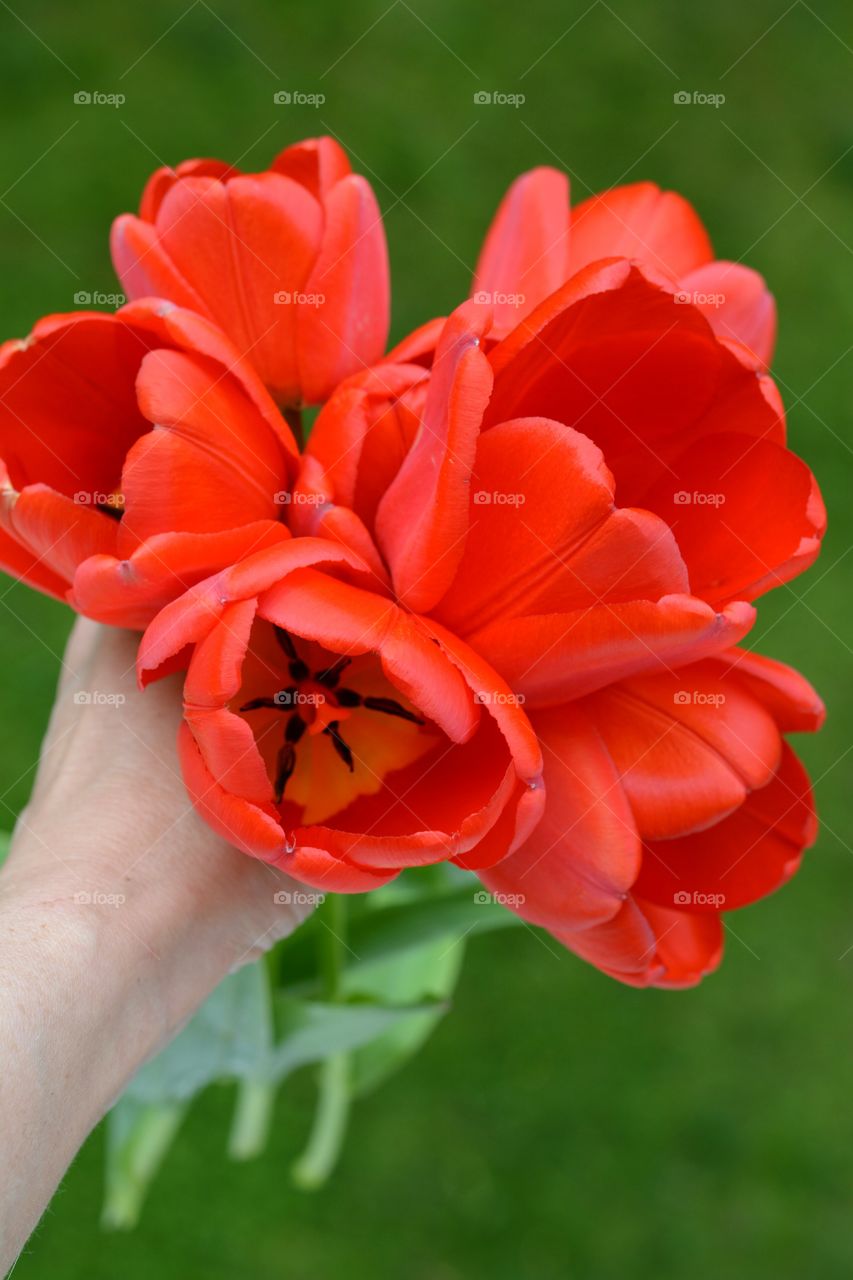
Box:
[1,0,851,1275]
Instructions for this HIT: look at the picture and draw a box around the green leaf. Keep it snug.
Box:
[102,1097,188,1230]
[0,830,12,870]
[279,886,524,993]
[271,996,444,1078]
[124,961,273,1105]
[346,936,466,1096]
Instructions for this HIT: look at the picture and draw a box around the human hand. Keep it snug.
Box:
[0,617,313,1271]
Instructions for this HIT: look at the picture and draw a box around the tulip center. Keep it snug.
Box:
[237,626,436,825]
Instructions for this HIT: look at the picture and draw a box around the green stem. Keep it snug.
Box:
[228,1077,276,1161]
[102,1102,186,1231]
[291,893,351,1189]
[291,1053,351,1190]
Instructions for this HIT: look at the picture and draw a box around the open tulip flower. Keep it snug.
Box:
[0,300,298,628]
[139,249,825,987]
[111,136,390,408]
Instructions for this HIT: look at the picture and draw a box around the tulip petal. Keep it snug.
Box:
[0,471,118,585]
[0,523,69,600]
[299,174,390,403]
[472,167,570,338]
[136,536,371,685]
[469,596,755,707]
[479,703,640,931]
[435,417,687,635]
[305,362,426,529]
[0,312,152,499]
[636,744,816,913]
[149,174,324,404]
[376,302,493,613]
[71,520,289,630]
[704,648,824,733]
[639,433,825,605]
[569,182,713,279]
[272,136,351,199]
[256,569,478,745]
[488,261,782,499]
[557,897,723,988]
[120,348,288,547]
[583,666,782,839]
[680,261,776,368]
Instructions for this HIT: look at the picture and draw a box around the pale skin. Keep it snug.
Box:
[0,618,312,1274]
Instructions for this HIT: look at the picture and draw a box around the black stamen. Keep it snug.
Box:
[97,502,123,522]
[315,656,352,689]
[334,687,362,708]
[274,627,298,660]
[274,743,296,803]
[285,714,306,744]
[363,696,424,725]
[273,627,310,681]
[240,690,296,712]
[324,720,354,772]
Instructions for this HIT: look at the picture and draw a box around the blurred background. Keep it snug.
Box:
[0,0,851,1275]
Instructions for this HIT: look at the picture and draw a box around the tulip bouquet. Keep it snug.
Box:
[0,136,825,1220]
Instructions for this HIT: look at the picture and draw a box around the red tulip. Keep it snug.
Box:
[473,166,777,367]
[269,266,824,984]
[111,136,390,408]
[394,168,776,372]
[138,536,546,891]
[0,301,298,628]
